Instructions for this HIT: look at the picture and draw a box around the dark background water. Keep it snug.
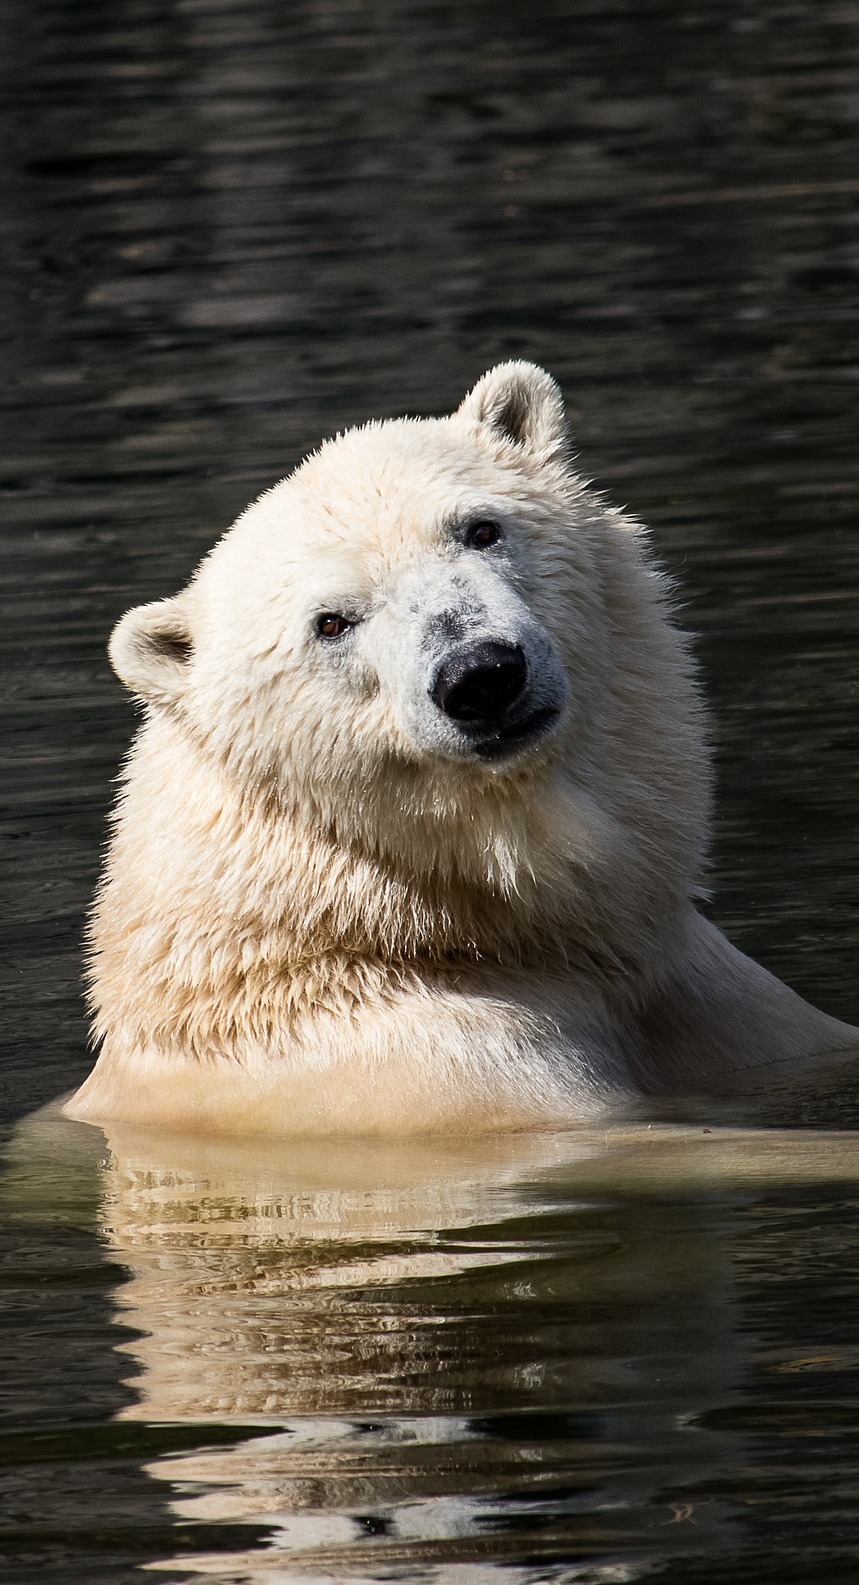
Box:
[1,1,858,1580]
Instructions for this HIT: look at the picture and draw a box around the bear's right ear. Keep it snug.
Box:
[455,361,568,461]
[108,595,194,705]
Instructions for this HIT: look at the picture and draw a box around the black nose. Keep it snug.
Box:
[431,641,527,723]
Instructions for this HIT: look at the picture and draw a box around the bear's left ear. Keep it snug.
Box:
[455,361,567,461]
[108,594,194,706]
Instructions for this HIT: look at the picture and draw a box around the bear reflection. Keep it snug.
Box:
[83,1119,829,1576]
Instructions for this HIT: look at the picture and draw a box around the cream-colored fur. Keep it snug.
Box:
[66,362,856,1135]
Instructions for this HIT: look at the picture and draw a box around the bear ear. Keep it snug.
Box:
[455,361,567,460]
[108,595,194,705]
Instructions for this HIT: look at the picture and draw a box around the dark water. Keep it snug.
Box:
[1,0,858,1579]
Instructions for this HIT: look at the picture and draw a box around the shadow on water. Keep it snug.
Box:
[1,0,858,1580]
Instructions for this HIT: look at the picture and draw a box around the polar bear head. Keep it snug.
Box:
[109,363,707,900]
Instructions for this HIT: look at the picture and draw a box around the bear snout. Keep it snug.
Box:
[430,641,527,724]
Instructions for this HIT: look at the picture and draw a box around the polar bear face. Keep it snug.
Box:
[109,367,600,777]
[108,366,630,850]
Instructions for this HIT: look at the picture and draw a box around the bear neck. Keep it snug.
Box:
[93,711,700,1027]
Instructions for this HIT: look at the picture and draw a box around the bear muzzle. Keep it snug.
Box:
[429,640,562,761]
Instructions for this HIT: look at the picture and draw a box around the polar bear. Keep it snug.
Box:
[65,362,857,1135]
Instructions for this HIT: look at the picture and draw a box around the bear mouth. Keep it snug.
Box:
[466,704,562,763]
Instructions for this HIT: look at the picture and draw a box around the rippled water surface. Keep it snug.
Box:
[2,1,859,1580]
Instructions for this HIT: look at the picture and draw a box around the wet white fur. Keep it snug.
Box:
[66,363,857,1135]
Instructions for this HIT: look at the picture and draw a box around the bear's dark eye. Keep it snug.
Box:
[466,519,502,550]
[316,613,353,640]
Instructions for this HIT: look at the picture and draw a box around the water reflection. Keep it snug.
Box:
[9,1104,859,1580]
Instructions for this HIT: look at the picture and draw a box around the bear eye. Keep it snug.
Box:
[316,613,353,640]
[466,518,502,550]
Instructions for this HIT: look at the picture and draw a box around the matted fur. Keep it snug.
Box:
[66,363,857,1135]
